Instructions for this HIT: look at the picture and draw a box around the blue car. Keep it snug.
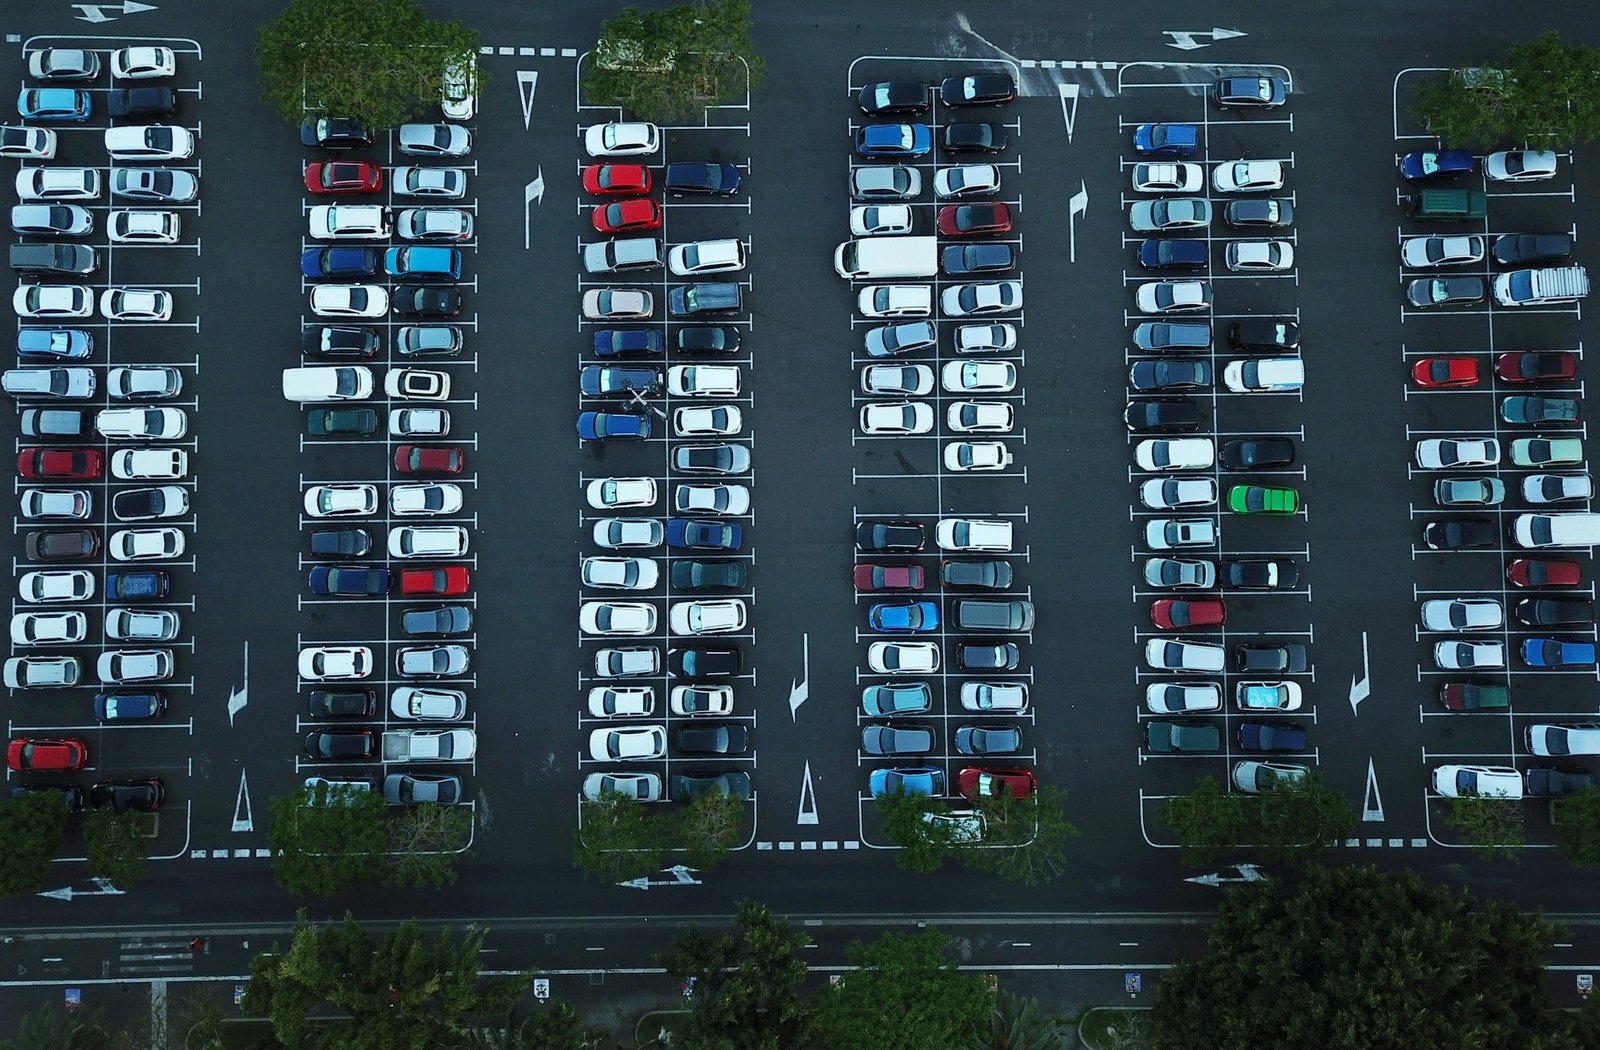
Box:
[300,247,379,280]
[1522,638,1597,668]
[17,329,92,360]
[666,518,742,551]
[868,601,940,633]
[308,565,391,595]
[384,246,461,281]
[593,329,664,357]
[941,243,1013,275]
[1399,149,1474,181]
[1132,123,1198,157]
[577,411,651,440]
[93,691,168,722]
[868,767,945,797]
[1138,239,1208,270]
[1236,721,1307,752]
[18,88,91,122]
[854,123,932,159]
[579,365,662,397]
[664,162,742,197]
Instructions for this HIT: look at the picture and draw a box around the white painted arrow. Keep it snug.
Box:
[1349,631,1370,713]
[788,632,808,719]
[619,864,701,890]
[1163,27,1247,50]
[1067,182,1088,263]
[40,878,126,901]
[226,640,248,726]
[73,0,156,22]
[523,168,544,250]
[1185,863,1267,887]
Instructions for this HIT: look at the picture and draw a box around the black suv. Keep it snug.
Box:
[1230,318,1299,350]
[855,519,924,552]
[670,560,748,590]
[669,647,743,679]
[941,559,1014,589]
[1124,398,1202,433]
[1492,233,1571,266]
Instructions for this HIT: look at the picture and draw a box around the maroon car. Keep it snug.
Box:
[853,563,926,592]
[956,766,1036,800]
[936,202,1012,237]
[1507,558,1582,588]
[393,445,464,475]
[18,448,103,480]
[1150,598,1226,630]
[1495,351,1578,384]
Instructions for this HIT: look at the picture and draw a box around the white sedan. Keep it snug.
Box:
[587,478,658,509]
[1145,681,1222,713]
[390,408,450,437]
[858,285,933,318]
[849,204,913,236]
[111,46,176,79]
[1140,477,1218,509]
[14,285,92,318]
[10,611,87,645]
[15,167,96,200]
[946,401,1015,433]
[101,288,173,322]
[673,483,750,516]
[109,527,185,562]
[1485,149,1558,183]
[1132,162,1202,193]
[581,557,660,591]
[387,525,469,558]
[942,361,1016,393]
[1400,235,1485,268]
[1212,159,1284,193]
[941,281,1022,317]
[112,448,187,481]
[19,569,94,604]
[298,645,373,681]
[934,163,1001,198]
[1433,640,1504,670]
[310,285,389,318]
[862,364,934,396]
[860,401,933,435]
[935,518,1012,551]
[583,122,661,157]
[1135,438,1215,471]
[1415,438,1500,469]
[309,204,391,240]
[303,484,378,518]
[1420,598,1504,632]
[673,405,742,436]
[588,725,667,761]
[110,210,180,243]
[592,518,665,549]
[96,407,187,440]
[579,601,658,636]
[954,323,1016,354]
[390,483,464,516]
[395,167,466,199]
[669,599,747,635]
[1224,240,1294,272]
[0,125,57,160]
[867,641,939,674]
[1432,765,1523,799]
[671,685,734,716]
[390,686,468,721]
[582,289,653,320]
[1136,280,1211,313]
[667,365,740,397]
[960,681,1029,713]
[587,686,655,718]
[103,125,194,161]
[944,441,1012,472]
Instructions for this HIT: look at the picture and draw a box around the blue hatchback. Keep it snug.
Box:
[593,329,664,357]
[580,365,662,397]
[1522,638,1597,668]
[666,518,742,551]
[18,88,91,122]
[308,565,391,595]
[300,247,379,280]
[854,122,932,159]
[868,767,945,797]
[1399,149,1474,181]
[1139,239,1208,270]
[384,246,461,281]
[1132,123,1198,157]
[577,411,651,440]
[18,329,92,360]
[868,601,940,633]
[93,690,168,722]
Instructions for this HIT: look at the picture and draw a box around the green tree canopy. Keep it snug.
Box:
[1445,794,1526,861]
[964,786,1079,886]
[810,929,993,1050]
[267,785,389,897]
[675,787,745,872]
[82,809,149,889]
[0,792,70,897]
[584,0,763,123]
[657,900,814,1050]
[1556,785,1600,865]
[1413,32,1600,148]
[385,801,472,889]
[1160,772,1355,867]
[573,791,669,882]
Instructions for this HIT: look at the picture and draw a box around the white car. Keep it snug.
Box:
[19,569,94,604]
[667,365,741,397]
[1212,159,1285,193]
[1145,681,1222,713]
[394,167,466,199]
[936,518,1012,552]
[942,361,1016,393]
[15,167,96,200]
[588,725,667,761]
[390,686,468,721]
[1145,639,1226,672]
[1400,235,1485,268]
[673,483,750,516]
[97,407,186,440]
[1527,724,1600,757]
[1140,477,1218,509]
[960,681,1029,713]
[105,608,179,642]
[28,48,100,79]
[852,165,921,200]
[0,125,57,160]
[668,239,748,275]
[954,323,1016,354]
[298,646,373,681]
[862,364,934,396]
[933,163,1001,198]
[1146,518,1217,550]
[1222,357,1305,393]
[674,405,742,436]
[592,518,665,549]
[1524,473,1592,504]
[858,285,933,318]
[579,601,658,636]
[669,599,747,635]
[397,207,473,241]
[388,525,469,559]
[1143,557,1217,590]
[1432,639,1505,670]
[101,288,173,322]
[112,168,197,203]
[587,686,654,718]
[1415,438,1500,470]
[14,285,92,318]
[587,478,658,509]
[1485,150,1558,183]
[1135,438,1215,471]
[1432,765,1523,799]
[14,203,91,235]
[390,408,450,437]
[1129,197,1211,232]
[20,489,90,520]
[4,366,96,397]
[1420,598,1503,631]
[1224,240,1294,272]
[582,289,653,320]
[111,46,176,80]
[97,649,173,685]
[109,210,180,243]
[1132,162,1202,193]
[945,441,1012,472]
[861,401,933,435]
[849,205,913,236]
[10,611,87,646]
[309,204,391,240]
[103,125,195,161]
[441,53,478,120]
[1136,280,1211,314]
[582,771,662,801]
[947,401,1014,433]
[110,527,185,562]
[398,122,471,157]
[941,281,1022,317]
[109,366,181,399]
[385,368,450,401]
[390,483,464,516]
[111,448,187,481]
[581,557,660,591]
[3,656,81,689]
[310,285,389,318]
[303,484,379,518]
[867,641,940,674]
[584,122,661,157]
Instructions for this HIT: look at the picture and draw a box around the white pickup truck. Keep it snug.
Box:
[1493,265,1589,306]
[381,729,476,762]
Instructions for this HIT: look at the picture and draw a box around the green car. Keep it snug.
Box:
[307,408,378,437]
[1509,436,1583,467]
[1227,484,1299,515]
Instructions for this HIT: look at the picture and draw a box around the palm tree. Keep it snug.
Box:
[973,990,1063,1050]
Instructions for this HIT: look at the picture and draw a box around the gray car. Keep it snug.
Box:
[1130,198,1212,232]
[383,773,463,805]
[851,165,921,200]
[861,722,935,755]
[396,645,469,678]
[954,724,1022,755]
[864,321,937,359]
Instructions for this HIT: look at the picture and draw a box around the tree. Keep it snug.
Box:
[514,1002,609,1049]
[675,788,745,872]
[385,802,472,889]
[1149,864,1566,1049]
[963,787,1079,886]
[82,809,149,888]
[1446,794,1525,860]
[573,792,669,882]
[584,0,764,124]
[1251,771,1356,863]
[810,929,993,1050]
[256,0,479,128]
[267,786,389,898]
[1158,777,1250,867]
[4,1002,110,1049]
[1555,785,1600,865]
[0,792,69,897]
[873,788,951,873]
[657,900,814,1049]
[973,990,1064,1050]
[1412,33,1600,148]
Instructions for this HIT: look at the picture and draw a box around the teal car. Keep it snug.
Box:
[17,88,91,122]
[383,246,461,282]
[1510,437,1582,467]
[1227,484,1299,515]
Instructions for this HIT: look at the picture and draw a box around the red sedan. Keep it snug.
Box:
[399,566,470,596]
[1507,558,1582,588]
[394,444,465,475]
[937,202,1012,237]
[18,447,103,480]
[853,564,926,591]
[581,164,652,196]
[957,766,1036,800]
[7,737,87,772]
[1410,356,1479,388]
[1495,351,1578,384]
[304,161,383,196]
[1150,598,1226,630]
[591,198,662,235]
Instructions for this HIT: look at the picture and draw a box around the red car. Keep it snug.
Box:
[591,198,662,235]
[18,447,103,480]
[1507,558,1582,589]
[1410,356,1479,388]
[581,164,652,196]
[394,444,464,475]
[853,564,926,591]
[399,566,470,596]
[1150,598,1226,630]
[304,161,383,196]
[1495,351,1578,384]
[957,766,1036,800]
[7,737,87,772]
[937,202,1012,237]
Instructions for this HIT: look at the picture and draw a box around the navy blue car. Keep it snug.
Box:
[1236,721,1307,752]
[308,565,391,595]
[664,162,741,197]
[593,329,664,357]
[1129,360,1212,391]
[1132,123,1198,157]
[1399,148,1474,181]
[580,365,662,397]
[17,329,92,360]
[1521,638,1597,668]
[1139,239,1208,270]
[300,247,379,280]
[666,518,742,551]
[854,123,932,159]
[93,690,168,722]
[577,411,651,440]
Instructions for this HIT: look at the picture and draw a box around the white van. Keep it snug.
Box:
[1511,513,1600,548]
[834,236,938,280]
[281,366,373,403]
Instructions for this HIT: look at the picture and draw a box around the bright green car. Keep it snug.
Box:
[1227,484,1299,515]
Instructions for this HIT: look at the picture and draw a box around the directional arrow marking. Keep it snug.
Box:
[1163,27,1247,51]
[517,71,539,130]
[619,865,701,890]
[788,632,808,719]
[1349,631,1370,713]
[39,878,125,901]
[1067,182,1088,264]
[231,769,253,832]
[523,168,544,250]
[1362,759,1384,822]
[227,641,248,726]
[1185,863,1267,887]
[797,760,818,826]
[73,0,156,22]
[1056,84,1079,142]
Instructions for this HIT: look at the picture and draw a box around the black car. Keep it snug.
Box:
[1514,598,1594,627]
[856,519,924,551]
[674,443,750,474]
[857,81,932,115]
[579,365,662,397]
[1524,767,1595,796]
[299,117,375,149]
[1129,360,1212,391]
[10,784,85,812]
[1138,239,1208,270]
[93,690,168,721]
[308,689,377,718]
[675,724,749,755]
[25,528,98,561]
[941,122,1008,154]
[1132,322,1211,353]
[89,779,165,812]
[1234,642,1308,674]
[1492,233,1572,266]
[401,604,474,636]
[670,560,749,590]
[675,326,741,354]
[310,528,372,557]
[107,87,175,118]
[304,729,376,760]
[1213,76,1287,108]
[1406,275,1485,308]
[307,408,379,436]
[941,559,1014,589]
[397,326,463,357]
[940,72,1015,107]
[942,243,1013,275]
[1219,437,1296,470]
[20,407,90,439]
[1222,559,1301,590]
[392,286,461,317]
[669,646,743,679]
[663,162,742,197]
[1124,398,1201,433]
[1224,199,1293,228]
[1230,318,1299,350]
[302,325,380,359]
[112,487,183,520]
[957,642,1020,671]
[670,771,752,802]
[1422,518,1497,550]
